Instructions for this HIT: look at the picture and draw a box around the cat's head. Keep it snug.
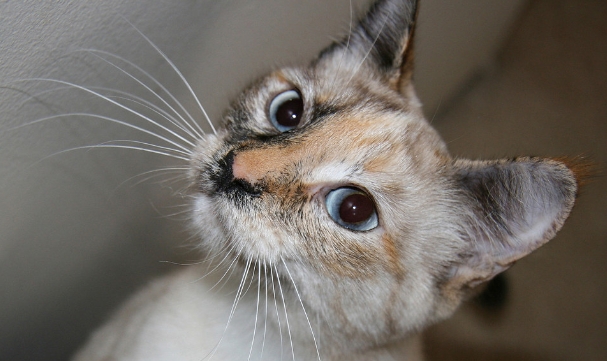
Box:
[189,0,578,350]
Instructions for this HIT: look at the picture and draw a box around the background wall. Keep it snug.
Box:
[0,1,524,360]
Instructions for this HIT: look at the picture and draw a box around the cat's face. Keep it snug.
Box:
[188,0,577,350]
[190,64,457,345]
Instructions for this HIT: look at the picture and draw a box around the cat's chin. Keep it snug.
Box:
[191,192,286,264]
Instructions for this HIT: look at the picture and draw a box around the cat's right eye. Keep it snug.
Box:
[326,187,378,231]
[268,89,304,132]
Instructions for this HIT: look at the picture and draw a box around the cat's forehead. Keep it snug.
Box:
[228,70,448,188]
[224,65,449,184]
[268,66,409,113]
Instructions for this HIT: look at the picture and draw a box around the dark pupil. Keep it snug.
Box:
[275,97,303,127]
[339,193,375,224]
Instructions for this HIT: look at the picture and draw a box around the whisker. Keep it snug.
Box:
[12,84,73,112]
[78,49,205,140]
[282,258,322,361]
[85,144,188,159]
[247,261,262,361]
[12,110,193,155]
[242,262,258,296]
[217,258,242,294]
[331,0,354,86]
[429,96,443,125]
[200,243,238,274]
[119,17,217,136]
[204,255,252,361]
[345,13,389,88]
[102,91,196,140]
[260,262,269,360]
[159,259,206,267]
[154,206,192,220]
[28,144,188,171]
[12,78,194,151]
[205,252,241,292]
[116,166,189,189]
[270,264,284,360]
[275,264,295,361]
[190,239,241,289]
[104,139,190,156]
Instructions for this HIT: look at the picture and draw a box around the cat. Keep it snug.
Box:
[71,0,580,360]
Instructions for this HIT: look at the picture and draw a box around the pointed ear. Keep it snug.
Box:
[448,157,578,291]
[318,0,418,91]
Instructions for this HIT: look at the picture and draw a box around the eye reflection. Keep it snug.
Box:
[268,89,303,132]
[325,187,378,231]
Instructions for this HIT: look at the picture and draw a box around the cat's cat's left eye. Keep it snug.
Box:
[326,187,378,231]
[268,89,304,132]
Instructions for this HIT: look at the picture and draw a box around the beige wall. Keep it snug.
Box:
[0,0,524,359]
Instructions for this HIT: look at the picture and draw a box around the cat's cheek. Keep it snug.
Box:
[190,193,241,253]
[206,197,290,262]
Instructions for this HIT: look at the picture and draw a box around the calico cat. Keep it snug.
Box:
[72,0,579,360]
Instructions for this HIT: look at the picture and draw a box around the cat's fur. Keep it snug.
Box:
[72,0,579,360]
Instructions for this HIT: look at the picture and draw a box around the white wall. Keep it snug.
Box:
[0,0,524,359]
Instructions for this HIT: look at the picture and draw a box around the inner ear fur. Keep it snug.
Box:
[317,0,418,91]
[449,157,578,290]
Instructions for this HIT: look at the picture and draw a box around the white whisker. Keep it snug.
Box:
[13,84,73,111]
[29,144,188,170]
[13,78,195,150]
[119,17,217,136]
[270,265,284,360]
[331,0,354,86]
[242,263,258,296]
[200,243,239,273]
[79,49,205,140]
[102,91,196,140]
[159,259,205,267]
[345,14,389,88]
[104,139,190,157]
[260,262,269,360]
[275,264,295,361]
[116,166,189,189]
[12,110,193,155]
[247,261,262,361]
[84,143,187,159]
[204,252,241,292]
[204,256,252,361]
[154,206,192,220]
[282,258,322,361]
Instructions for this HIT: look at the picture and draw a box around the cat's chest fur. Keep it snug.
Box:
[71,0,579,360]
[73,266,423,361]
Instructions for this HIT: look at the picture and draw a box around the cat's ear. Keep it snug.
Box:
[318,0,418,91]
[447,158,578,292]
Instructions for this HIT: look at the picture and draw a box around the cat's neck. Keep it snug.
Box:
[202,261,424,361]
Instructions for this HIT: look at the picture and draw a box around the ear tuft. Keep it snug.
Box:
[353,0,417,76]
[550,155,597,189]
[318,0,418,89]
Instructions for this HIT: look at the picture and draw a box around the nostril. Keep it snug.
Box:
[213,150,235,190]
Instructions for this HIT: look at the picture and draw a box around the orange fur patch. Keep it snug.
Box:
[382,233,405,279]
[551,156,598,189]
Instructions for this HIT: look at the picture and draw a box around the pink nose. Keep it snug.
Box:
[231,153,250,181]
[231,142,300,186]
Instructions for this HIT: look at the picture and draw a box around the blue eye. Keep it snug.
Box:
[268,90,303,132]
[326,187,378,231]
